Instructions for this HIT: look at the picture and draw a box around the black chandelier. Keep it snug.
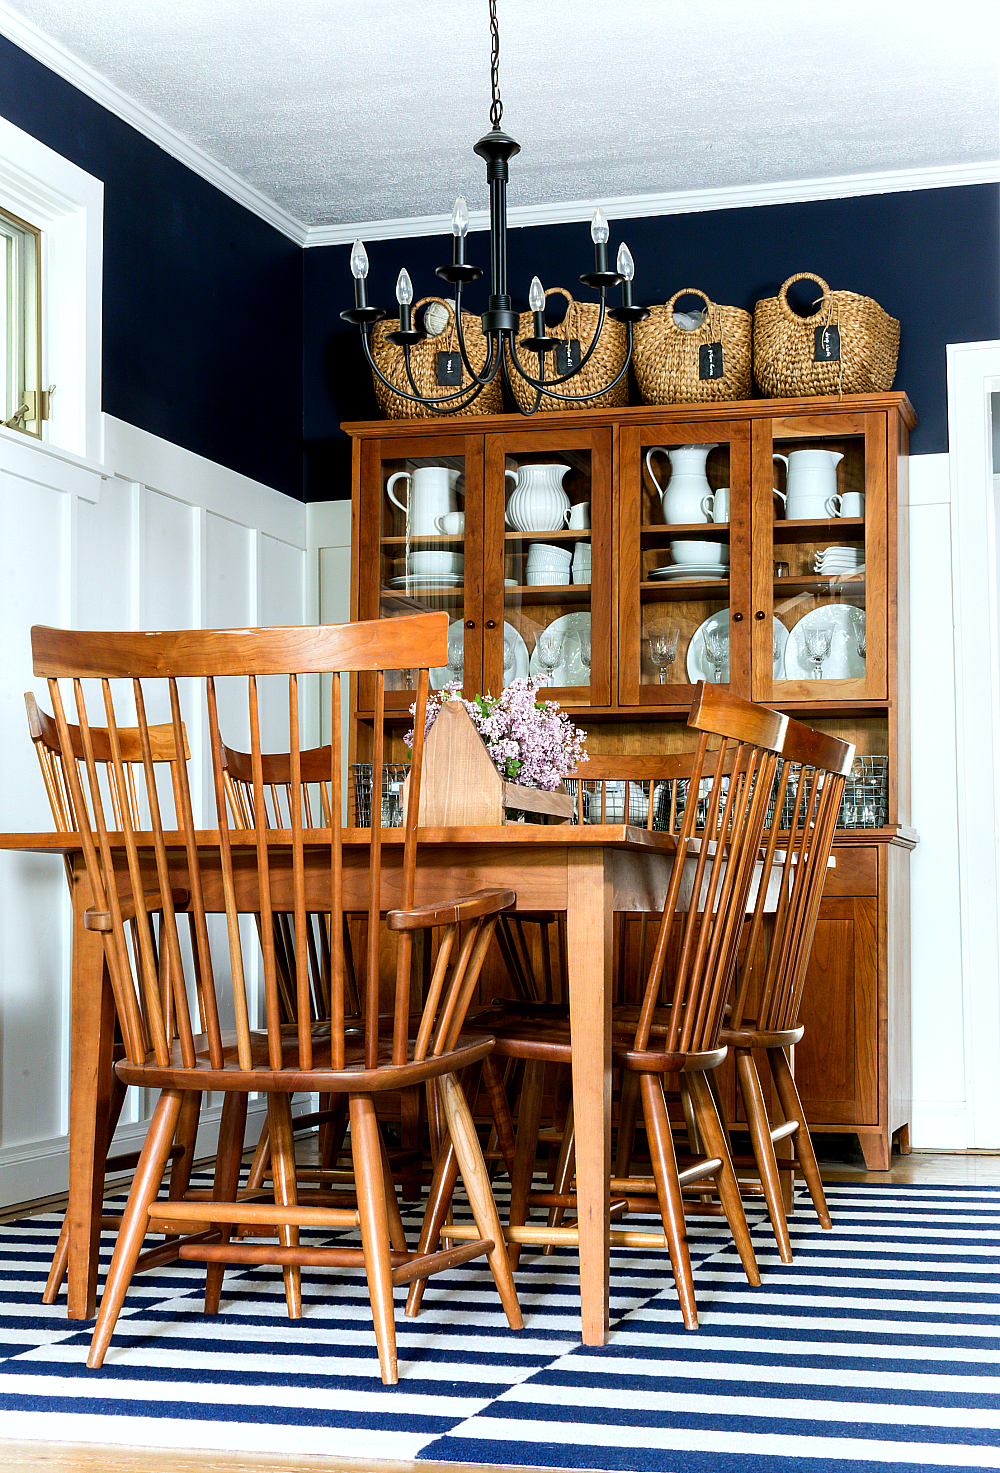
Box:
[341,0,648,416]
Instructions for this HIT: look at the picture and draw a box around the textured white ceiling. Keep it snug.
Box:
[5,0,1000,229]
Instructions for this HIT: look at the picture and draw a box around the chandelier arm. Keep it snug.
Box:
[451,282,503,387]
[359,325,487,412]
[505,321,634,403]
[508,292,612,390]
[500,342,544,416]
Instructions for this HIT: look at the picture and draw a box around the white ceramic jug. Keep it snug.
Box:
[386,466,462,535]
[645,444,718,525]
[772,449,844,520]
[505,463,571,532]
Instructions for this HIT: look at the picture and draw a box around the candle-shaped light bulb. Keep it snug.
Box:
[590,208,610,245]
[529,276,545,313]
[617,241,635,309]
[351,238,369,279]
[451,195,469,266]
[350,238,370,307]
[395,268,413,306]
[590,207,609,274]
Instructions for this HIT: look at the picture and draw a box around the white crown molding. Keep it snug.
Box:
[305,159,1000,248]
[0,4,310,245]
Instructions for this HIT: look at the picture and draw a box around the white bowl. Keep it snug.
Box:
[669,539,730,566]
[527,542,572,565]
[572,568,591,585]
[407,550,464,575]
[527,569,570,586]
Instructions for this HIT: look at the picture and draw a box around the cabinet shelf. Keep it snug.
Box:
[505,585,592,606]
[771,516,865,545]
[640,578,731,601]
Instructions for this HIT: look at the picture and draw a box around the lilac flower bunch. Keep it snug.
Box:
[407,677,588,790]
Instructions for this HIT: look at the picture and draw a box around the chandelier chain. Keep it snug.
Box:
[489,0,502,130]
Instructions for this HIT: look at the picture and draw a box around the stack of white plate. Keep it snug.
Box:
[813,545,864,576]
[649,563,729,582]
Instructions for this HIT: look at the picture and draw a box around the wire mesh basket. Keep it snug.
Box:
[565,777,701,831]
[773,756,888,830]
[350,763,410,828]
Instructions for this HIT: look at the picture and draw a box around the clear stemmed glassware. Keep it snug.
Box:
[447,638,465,682]
[648,628,679,685]
[803,624,834,679]
[578,629,592,677]
[702,626,729,684]
[856,624,866,663]
[503,636,516,682]
[536,629,564,681]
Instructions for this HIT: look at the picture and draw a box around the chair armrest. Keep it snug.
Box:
[85,888,190,931]
[386,887,516,931]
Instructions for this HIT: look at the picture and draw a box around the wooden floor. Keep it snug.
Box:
[3,1143,998,1473]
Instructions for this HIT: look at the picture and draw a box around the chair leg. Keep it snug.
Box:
[88,1088,182,1369]
[480,1054,517,1178]
[639,1071,698,1329]
[378,1122,408,1253]
[44,1072,130,1305]
[614,1067,641,1179]
[507,1059,545,1269]
[685,1070,761,1288]
[768,1046,832,1230]
[544,1097,575,1252]
[735,1048,793,1263]
[350,1093,398,1385]
[405,1133,459,1319]
[438,1071,522,1331]
[166,1089,202,1203]
[204,1091,250,1314]
[268,1093,302,1319]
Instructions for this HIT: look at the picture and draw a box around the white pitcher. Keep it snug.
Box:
[505,463,571,532]
[645,444,718,525]
[386,466,462,535]
[772,448,844,520]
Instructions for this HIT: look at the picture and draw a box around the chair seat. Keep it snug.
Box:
[472,1008,726,1075]
[116,1028,497,1094]
[718,1023,804,1049]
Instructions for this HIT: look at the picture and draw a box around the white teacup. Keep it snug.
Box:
[566,501,591,529]
[700,487,730,523]
[436,511,465,534]
[406,550,463,576]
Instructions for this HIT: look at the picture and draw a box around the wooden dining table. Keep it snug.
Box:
[0,822,683,1347]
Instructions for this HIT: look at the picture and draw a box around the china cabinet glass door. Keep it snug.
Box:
[484,426,613,708]
[618,421,752,705]
[356,431,482,712]
[752,411,886,703]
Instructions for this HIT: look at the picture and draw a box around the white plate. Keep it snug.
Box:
[528,611,592,687]
[685,609,788,684]
[649,564,729,581]
[388,574,463,589]
[783,604,866,680]
[430,620,529,690]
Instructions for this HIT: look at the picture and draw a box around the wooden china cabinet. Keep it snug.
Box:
[342,391,916,1170]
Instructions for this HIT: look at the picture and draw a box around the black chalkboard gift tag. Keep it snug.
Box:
[814,324,841,363]
[437,351,463,386]
[699,341,725,380]
[555,339,582,376]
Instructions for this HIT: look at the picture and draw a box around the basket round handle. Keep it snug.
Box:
[664,288,714,331]
[777,272,830,325]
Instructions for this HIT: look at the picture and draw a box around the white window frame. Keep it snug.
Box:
[0,202,41,434]
[0,116,103,462]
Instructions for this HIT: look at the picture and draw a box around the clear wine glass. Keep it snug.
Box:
[856,624,866,662]
[447,638,465,682]
[536,629,564,680]
[702,626,729,684]
[648,628,679,685]
[578,629,592,676]
[503,636,516,682]
[803,624,834,679]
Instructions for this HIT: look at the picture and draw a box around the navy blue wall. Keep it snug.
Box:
[304,185,1000,499]
[1,36,304,499]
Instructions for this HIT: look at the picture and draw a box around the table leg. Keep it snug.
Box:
[67,868,115,1320]
[566,848,613,1346]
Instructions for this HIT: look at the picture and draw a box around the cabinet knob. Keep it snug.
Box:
[732,612,744,623]
[754,610,766,620]
[465,619,475,629]
[485,619,496,629]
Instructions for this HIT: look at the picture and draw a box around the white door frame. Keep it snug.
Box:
[947,340,1000,1147]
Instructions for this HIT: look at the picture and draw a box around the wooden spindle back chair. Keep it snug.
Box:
[32,614,521,1385]
[718,715,854,1261]
[24,691,202,1305]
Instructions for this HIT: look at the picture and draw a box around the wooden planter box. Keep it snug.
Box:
[402,700,573,826]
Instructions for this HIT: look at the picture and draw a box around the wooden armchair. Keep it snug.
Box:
[32,613,521,1384]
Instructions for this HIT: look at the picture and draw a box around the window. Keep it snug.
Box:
[0,204,41,436]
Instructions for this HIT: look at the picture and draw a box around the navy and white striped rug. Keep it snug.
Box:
[0,1180,998,1471]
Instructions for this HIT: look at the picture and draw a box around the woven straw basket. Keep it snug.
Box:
[369,296,502,419]
[505,287,628,412]
[753,272,900,398]
[633,289,752,405]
